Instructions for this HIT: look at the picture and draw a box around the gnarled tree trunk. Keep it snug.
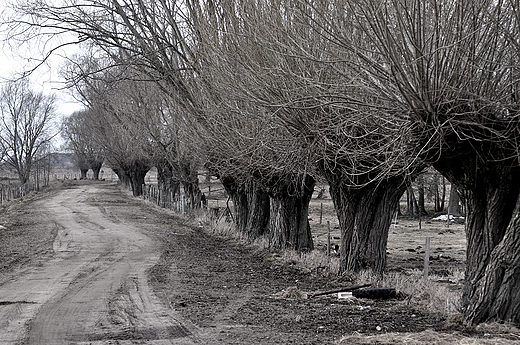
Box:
[268,175,315,252]
[80,168,89,180]
[434,149,520,325]
[328,175,409,275]
[221,177,270,239]
[463,198,520,325]
[112,168,130,189]
[179,159,203,209]
[245,181,270,239]
[114,161,151,197]
[76,155,90,180]
[127,161,150,197]
[183,178,203,209]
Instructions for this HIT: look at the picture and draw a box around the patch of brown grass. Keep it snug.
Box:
[354,269,463,315]
[337,329,520,345]
[199,210,463,317]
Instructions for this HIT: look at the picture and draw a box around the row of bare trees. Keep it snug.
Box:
[4,0,520,325]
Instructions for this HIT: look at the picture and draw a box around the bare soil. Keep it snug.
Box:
[0,182,518,344]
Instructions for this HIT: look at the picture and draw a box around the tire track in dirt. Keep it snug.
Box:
[0,184,200,344]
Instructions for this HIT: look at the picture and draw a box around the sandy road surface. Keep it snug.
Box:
[0,184,199,344]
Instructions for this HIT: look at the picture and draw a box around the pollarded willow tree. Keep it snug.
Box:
[184,2,321,250]
[298,0,520,325]
[190,97,316,249]
[62,109,105,179]
[192,0,426,273]
[68,63,156,196]
[6,0,317,250]
[63,53,202,206]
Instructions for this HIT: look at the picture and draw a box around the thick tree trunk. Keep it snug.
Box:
[269,176,314,252]
[18,172,29,185]
[245,181,270,239]
[464,198,520,325]
[115,161,150,197]
[406,185,416,217]
[90,161,103,180]
[183,178,203,209]
[221,176,248,233]
[80,168,88,180]
[127,161,150,197]
[76,155,90,180]
[157,160,180,207]
[434,153,520,324]
[221,177,270,239]
[329,176,408,275]
[112,168,130,188]
[447,186,461,217]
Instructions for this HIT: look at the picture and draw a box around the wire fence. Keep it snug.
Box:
[0,183,37,205]
[141,184,185,211]
[141,183,232,221]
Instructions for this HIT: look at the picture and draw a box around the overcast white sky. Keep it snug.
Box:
[0,2,84,118]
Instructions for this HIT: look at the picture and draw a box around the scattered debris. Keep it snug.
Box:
[338,292,353,299]
[309,283,372,298]
[352,288,397,300]
[432,214,464,221]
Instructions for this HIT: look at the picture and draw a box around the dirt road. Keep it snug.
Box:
[4,182,512,345]
[0,184,199,344]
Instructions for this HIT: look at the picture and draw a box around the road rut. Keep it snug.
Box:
[0,184,199,344]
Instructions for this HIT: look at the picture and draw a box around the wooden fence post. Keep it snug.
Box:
[424,237,430,281]
[327,221,331,256]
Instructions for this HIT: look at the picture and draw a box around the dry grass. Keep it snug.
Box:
[337,328,520,345]
[199,213,465,322]
[199,215,272,250]
[354,269,463,315]
[282,249,340,277]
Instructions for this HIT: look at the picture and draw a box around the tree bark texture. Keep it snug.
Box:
[447,186,461,217]
[221,177,270,240]
[464,198,520,325]
[157,160,180,208]
[406,185,416,217]
[268,176,315,252]
[183,178,203,209]
[329,176,408,275]
[434,150,520,324]
[245,181,270,239]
